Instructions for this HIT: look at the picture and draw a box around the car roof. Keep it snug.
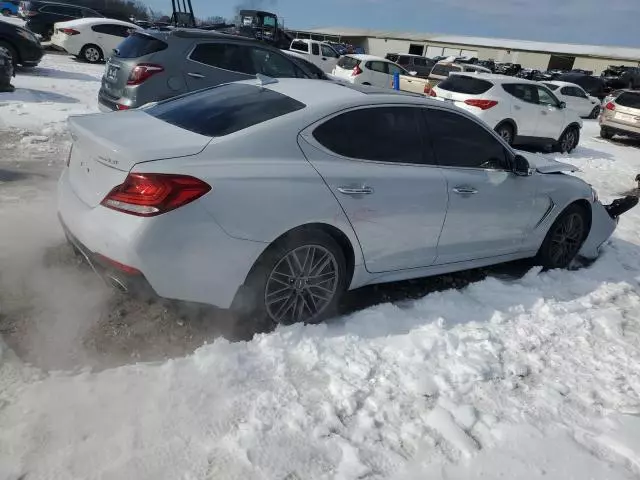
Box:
[543,80,585,88]
[54,17,138,28]
[449,72,540,84]
[345,54,388,61]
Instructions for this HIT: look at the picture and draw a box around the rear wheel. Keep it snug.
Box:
[495,123,514,145]
[81,44,103,63]
[556,126,579,153]
[600,127,613,140]
[233,229,348,334]
[536,204,588,269]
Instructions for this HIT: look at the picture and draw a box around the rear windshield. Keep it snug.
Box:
[337,56,360,69]
[114,32,167,58]
[431,64,459,77]
[543,83,560,91]
[146,83,306,137]
[616,92,640,109]
[437,75,493,94]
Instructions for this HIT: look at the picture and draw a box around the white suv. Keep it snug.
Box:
[433,73,583,153]
[331,54,410,88]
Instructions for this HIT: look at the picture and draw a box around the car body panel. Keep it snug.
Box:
[51,17,139,58]
[600,91,640,137]
[0,15,43,65]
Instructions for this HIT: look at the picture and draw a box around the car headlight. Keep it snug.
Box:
[591,187,599,203]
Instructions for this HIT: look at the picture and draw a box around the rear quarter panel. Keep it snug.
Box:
[131,116,365,269]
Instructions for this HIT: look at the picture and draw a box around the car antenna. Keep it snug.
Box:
[256,74,278,86]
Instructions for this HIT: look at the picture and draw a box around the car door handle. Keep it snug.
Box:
[452,186,478,195]
[337,185,374,195]
[187,72,205,79]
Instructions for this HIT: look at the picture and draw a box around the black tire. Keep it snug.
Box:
[0,40,18,67]
[588,106,600,119]
[232,228,348,334]
[80,44,103,63]
[536,204,589,269]
[495,123,514,145]
[556,126,580,153]
[600,127,613,140]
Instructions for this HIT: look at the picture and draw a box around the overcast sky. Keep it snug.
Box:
[148,0,640,47]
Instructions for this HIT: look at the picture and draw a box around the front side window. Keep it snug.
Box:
[423,109,508,170]
[250,47,302,78]
[537,86,560,107]
[397,56,410,66]
[290,40,308,53]
[313,107,429,164]
[147,83,305,137]
[320,44,335,58]
[387,63,407,76]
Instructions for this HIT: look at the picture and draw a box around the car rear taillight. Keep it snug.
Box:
[605,102,616,111]
[464,99,498,110]
[115,103,130,111]
[59,28,80,35]
[351,64,362,76]
[127,64,164,86]
[101,173,211,217]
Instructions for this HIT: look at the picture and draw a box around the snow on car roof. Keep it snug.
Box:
[53,17,139,29]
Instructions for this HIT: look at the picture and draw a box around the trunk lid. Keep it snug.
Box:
[67,111,211,207]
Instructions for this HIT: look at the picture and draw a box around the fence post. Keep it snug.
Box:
[393,72,400,90]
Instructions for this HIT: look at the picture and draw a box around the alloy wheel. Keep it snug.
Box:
[549,212,584,266]
[264,245,339,324]
[85,47,100,63]
[561,129,576,152]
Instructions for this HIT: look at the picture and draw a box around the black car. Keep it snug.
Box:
[557,72,609,99]
[385,53,435,78]
[601,66,640,90]
[477,59,496,72]
[19,0,103,39]
[0,13,43,66]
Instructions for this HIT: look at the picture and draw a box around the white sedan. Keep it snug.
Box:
[58,78,631,331]
[542,81,602,119]
[51,17,139,63]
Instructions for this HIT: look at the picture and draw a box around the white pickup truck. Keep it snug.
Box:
[287,39,341,74]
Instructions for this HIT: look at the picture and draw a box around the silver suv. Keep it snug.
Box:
[600,90,640,140]
[98,29,325,111]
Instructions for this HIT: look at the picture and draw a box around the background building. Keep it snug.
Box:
[290,27,640,74]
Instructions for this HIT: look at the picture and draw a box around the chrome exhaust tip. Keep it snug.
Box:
[105,274,128,293]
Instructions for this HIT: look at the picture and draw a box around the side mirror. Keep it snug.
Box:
[559,101,567,109]
[513,154,532,176]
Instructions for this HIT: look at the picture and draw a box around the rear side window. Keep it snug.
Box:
[414,58,427,67]
[313,107,430,164]
[616,92,640,109]
[337,56,359,69]
[423,109,508,170]
[114,32,167,58]
[502,83,538,104]
[290,40,308,53]
[190,43,254,73]
[92,24,131,37]
[368,61,387,73]
[311,43,319,55]
[437,75,493,94]
[147,83,305,137]
[430,64,459,77]
[397,56,410,66]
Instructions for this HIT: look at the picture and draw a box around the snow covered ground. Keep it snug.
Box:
[1,54,640,480]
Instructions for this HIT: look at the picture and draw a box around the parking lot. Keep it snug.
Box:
[2,49,640,479]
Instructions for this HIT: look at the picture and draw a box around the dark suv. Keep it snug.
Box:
[384,53,434,78]
[19,0,103,39]
[601,66,640,90]
[99,29,332,111]
[0,12,43,66]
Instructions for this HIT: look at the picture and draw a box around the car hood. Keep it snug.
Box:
[517,151,580,174]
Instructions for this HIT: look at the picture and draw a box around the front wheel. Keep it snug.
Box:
[556,126,580,153]
[536,204,588,269]
[600,127,613,139]
[234,229,348,333]
[495,123,514,145]
[588,106,600,119]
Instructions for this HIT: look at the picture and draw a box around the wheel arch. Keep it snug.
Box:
[495,118,518,136]
[81,43,103,60]
[0,37,20,64]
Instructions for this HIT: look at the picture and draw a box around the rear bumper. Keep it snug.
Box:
[600,117,640,137]
[578,197,637,259]
[57,168,267,308]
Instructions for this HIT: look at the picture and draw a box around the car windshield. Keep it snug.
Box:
[146,83,305,137]
[337,56,360,69]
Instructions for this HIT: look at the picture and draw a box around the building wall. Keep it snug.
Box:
[360,36,639,76]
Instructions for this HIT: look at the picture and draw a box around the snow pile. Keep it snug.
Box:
[1,55,640,479]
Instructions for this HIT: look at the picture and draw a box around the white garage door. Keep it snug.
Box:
[443,48,461,56]
[426,46,443,57]
[461,49,478,58]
